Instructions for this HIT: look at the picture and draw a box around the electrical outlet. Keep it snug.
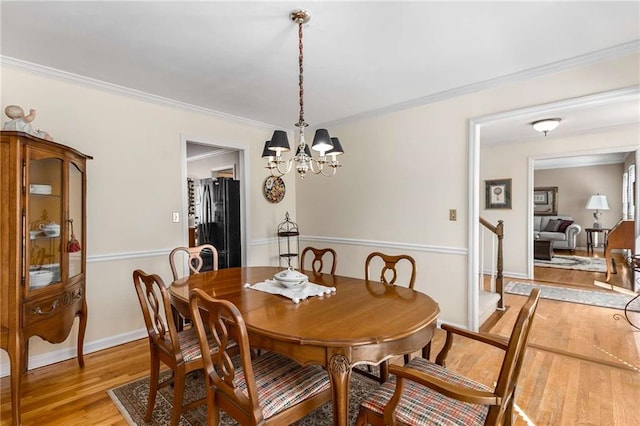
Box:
[449,209,457,221]
[172,212,180,223]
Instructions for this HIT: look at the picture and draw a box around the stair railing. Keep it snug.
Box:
[479,217,505,310]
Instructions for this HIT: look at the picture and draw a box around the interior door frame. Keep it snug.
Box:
[468,86,640,331]
[180,134,251,266]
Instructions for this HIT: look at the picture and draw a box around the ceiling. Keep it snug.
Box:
[1,1,639,154]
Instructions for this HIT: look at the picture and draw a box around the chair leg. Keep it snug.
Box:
[207,387,220,426]
[504,398,515,426]
[355,406,367,426]
[171,367,186,426]
[145,351,160,422]
[422,342,432,360]
[379,360,389,383]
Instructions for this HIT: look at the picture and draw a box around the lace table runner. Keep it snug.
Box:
[244,280,336,304]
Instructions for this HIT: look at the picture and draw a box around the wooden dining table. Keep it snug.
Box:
[169,266,440,426]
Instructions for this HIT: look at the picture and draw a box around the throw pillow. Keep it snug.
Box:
[544,219,563,232]
[558,219,574,232]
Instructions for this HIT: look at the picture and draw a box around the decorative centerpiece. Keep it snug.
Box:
[3,105,53,141]
[273,268,308,289]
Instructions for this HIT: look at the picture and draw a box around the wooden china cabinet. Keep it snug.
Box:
[1,130,91,425]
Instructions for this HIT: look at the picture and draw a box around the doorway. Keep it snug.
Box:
[468,86,640,331]
[181,137,250,266]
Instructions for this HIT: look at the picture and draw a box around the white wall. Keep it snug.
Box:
[298,52,640,326]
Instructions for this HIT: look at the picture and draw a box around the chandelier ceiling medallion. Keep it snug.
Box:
[262,9,344,179]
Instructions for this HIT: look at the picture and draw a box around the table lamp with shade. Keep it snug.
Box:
[585,193,609,229]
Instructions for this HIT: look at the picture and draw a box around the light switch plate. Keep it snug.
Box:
[449,209,457,221]
[172,212,180,223]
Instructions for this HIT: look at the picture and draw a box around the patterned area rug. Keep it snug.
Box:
[108,367,378,425]
[505,281,639,312]
[534,255,609,272]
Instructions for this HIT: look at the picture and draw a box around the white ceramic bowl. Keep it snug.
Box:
[273,269,308,288]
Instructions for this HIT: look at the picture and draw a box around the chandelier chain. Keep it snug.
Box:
[298,21,305,127]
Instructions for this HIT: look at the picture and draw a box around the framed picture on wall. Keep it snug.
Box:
[533,191,548,205]
[485,178,512,209]
[533,186,558,216]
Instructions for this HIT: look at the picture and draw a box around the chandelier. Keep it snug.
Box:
[262,9,344,179]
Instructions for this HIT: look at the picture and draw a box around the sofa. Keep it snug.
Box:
[534,215,582,253]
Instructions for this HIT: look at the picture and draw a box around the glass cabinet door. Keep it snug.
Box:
[28,152,63,290]
[68,162,84,278]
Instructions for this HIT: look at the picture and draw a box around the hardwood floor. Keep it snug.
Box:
[533,248,632,290]
[1,255,638,425]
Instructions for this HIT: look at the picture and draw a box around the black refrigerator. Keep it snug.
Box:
[196,177,241,269]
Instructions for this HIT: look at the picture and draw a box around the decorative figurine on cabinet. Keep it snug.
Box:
[3,105,53,141]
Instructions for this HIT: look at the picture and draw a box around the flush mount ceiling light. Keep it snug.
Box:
[531,118,561,136]
[262,9,344,179]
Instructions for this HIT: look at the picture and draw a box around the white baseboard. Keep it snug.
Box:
[0,328,147,377]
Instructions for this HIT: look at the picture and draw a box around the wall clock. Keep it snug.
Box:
[263,176,285,203]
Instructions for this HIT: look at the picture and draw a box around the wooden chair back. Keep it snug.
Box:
[169,244,218,281]
[133,270,180,359]
[133,269,206,425]
[301,246,337,274]
[365,252,416,288]
[361,288,541,426]
[488,288,541,423]
[189,288,265,424]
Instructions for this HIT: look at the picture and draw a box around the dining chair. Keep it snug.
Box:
[301,246,337,274]
[189,288,332,425]
[357,251,418,383]
[169,244,219,330]
[169,244,219,281]
[365,251,416,289]
[356,288,541,426]
[133,269,228,426]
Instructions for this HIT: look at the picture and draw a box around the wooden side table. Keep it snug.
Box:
[586,228,610,255]
[534,239,554,260]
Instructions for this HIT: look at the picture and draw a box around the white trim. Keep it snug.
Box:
[301,235,467,255]
[87,236,467,262]
[319,41,640,128]
[0,56,275,130]
[468,117,481,332]
[251,237,277,246]
[470,86,640,331]
[0,328,147,377]
[87,248,170,263]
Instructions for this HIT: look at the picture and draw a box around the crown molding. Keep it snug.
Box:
[0,55,276,130]
[319,40,640,129]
